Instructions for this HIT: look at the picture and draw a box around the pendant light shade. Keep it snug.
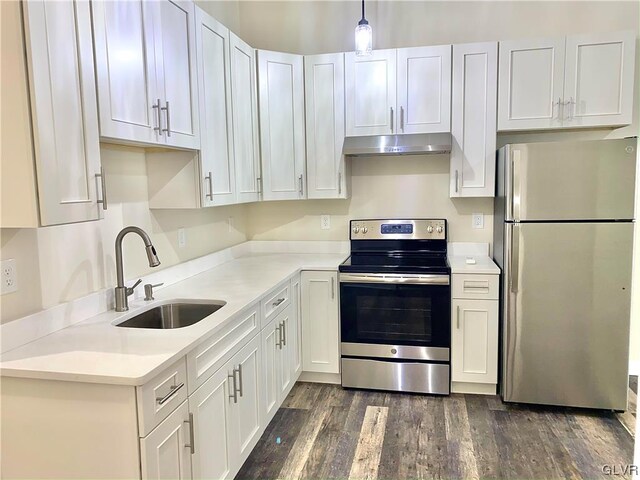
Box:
[355,0,372,56]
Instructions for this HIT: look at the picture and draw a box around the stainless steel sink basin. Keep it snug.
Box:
[116,302,225,329]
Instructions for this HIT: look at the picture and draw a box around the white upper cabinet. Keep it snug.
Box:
[195,8,236,206]
[92,0,199,148]
[345,49,397,136]
[563,31,635,128]
[397,45,452,134]
[304,53,348,199]
[450,42,497,198]
[498,31,635,131]
[230,33,261,203]
[257,50,306,201]
[154,0,200,149]
[23,0,103,226]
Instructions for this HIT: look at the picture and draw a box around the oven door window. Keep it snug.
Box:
[340,282,450,347]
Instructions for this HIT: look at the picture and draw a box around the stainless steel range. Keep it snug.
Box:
[339,219,451,395]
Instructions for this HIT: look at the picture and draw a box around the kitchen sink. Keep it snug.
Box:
[116,302,225,329]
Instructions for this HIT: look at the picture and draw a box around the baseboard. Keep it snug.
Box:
[298,371,341,384]
[451,382,497,395]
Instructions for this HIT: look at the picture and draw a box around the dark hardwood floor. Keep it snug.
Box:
[236,378,637,480]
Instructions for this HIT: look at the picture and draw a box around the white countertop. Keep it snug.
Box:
[0,253,346,386]
[448,254,501,275]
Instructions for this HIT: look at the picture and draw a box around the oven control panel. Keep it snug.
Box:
[350,219,446,240]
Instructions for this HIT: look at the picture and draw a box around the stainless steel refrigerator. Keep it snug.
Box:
[493,138,637,410]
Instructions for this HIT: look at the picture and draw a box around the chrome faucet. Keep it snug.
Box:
[114,226,160,312]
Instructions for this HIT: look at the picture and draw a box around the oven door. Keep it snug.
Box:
[340,273,451,352]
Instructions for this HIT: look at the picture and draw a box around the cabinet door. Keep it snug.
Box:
[345,49,397,136]
[195,8,236,206]
[563,31,635,128]
[258,50,306,201]
[228,334,263,467]
[23,0,102,226]
[301,271,340,374]
[498,37,565,131]
[397,45,452,134]
[155,0,199,149]
[190,365,234,480]
[92,0,159,144]
[304,53,347,199]
[276,305,294,399]
[451,299,498,384]
[230,33,261,203]
[450,42,497,198]
[140,401,193,480]
[290,274,303,378]
[261,319,281,425]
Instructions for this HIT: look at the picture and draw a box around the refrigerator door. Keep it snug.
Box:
[501,138,636,221]
[502,222,633,410]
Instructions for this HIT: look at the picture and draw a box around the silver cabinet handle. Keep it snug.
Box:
[237,364,243,398]
[228,370,238,403]
[456,305,460,329]
[156,382,184,405]
[390,107,394,133]
[553,97,562,121]
[256,177,262,194]
[564,97,575,120]
[298,174,303,196]
[153,98,162,134]
[272,297,285,307]
[204,172,213,200]
[454,170,459,193]
[400,106,405,132]
[338,172,342,195]
[331,277,335,299]
[184,412,195,454]
[161,101,171,137]
[275,323,282,349]
[96,166,108,210]
[280,320,286,346]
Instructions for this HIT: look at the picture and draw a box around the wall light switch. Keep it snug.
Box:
[178,228,186,248]
[320,215,331,230]
[1,259,18,295]
[472,213,484,229]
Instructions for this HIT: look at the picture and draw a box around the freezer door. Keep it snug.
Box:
[502,138,636,221]
[502,222,633,410]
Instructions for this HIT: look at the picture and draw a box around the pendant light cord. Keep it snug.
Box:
[361,0,365,21]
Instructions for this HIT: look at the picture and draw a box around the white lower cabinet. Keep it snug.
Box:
[141,401,193,480]
[301,271,340,374]
[451,272,499,394]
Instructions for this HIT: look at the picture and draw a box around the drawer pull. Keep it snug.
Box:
[156,382,184,405]
[275,324,282,349]
[184,412,195,455]
[272,297,285,307]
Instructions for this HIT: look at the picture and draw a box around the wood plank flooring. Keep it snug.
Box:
[236,379,637,480]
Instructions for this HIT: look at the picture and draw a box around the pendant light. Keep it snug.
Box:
[355,0,372,56]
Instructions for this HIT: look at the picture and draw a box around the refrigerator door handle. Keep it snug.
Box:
[510,224,520,293]
[512,149,522,222]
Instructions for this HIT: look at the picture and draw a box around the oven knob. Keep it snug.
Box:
[353,226,360,234]
[362,227,368,234]
[427,226,434,233]
[436,225,443,234]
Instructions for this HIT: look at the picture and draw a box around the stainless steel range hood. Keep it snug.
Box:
[342,133,451,156]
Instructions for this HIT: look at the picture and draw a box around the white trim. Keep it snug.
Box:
[0,241,347,354]
[451,381,497,395]
[298,372,341,384]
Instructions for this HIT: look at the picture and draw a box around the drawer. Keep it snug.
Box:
[137,357,188,437]
[452,274,499,300]
[261,280,290,329]
[187,303,260,393]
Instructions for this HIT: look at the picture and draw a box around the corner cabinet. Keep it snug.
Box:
[304,53,349,199]
[301,271,340,374]
[21,0,104,226]
[450,42,497,198]
[451,273,499,394]
[92,0,199,148]
[257,50,306,201]
[498,31,635,131]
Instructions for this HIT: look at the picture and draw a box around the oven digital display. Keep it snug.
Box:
[381,224,413,234]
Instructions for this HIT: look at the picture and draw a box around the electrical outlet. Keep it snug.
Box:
[320,215,331,230]
[472,213,484,229]
[228,216,234,233]
[1,259,18,295]
[178,228,186,248]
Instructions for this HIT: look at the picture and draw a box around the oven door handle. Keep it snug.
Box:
[339,273,450,286]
